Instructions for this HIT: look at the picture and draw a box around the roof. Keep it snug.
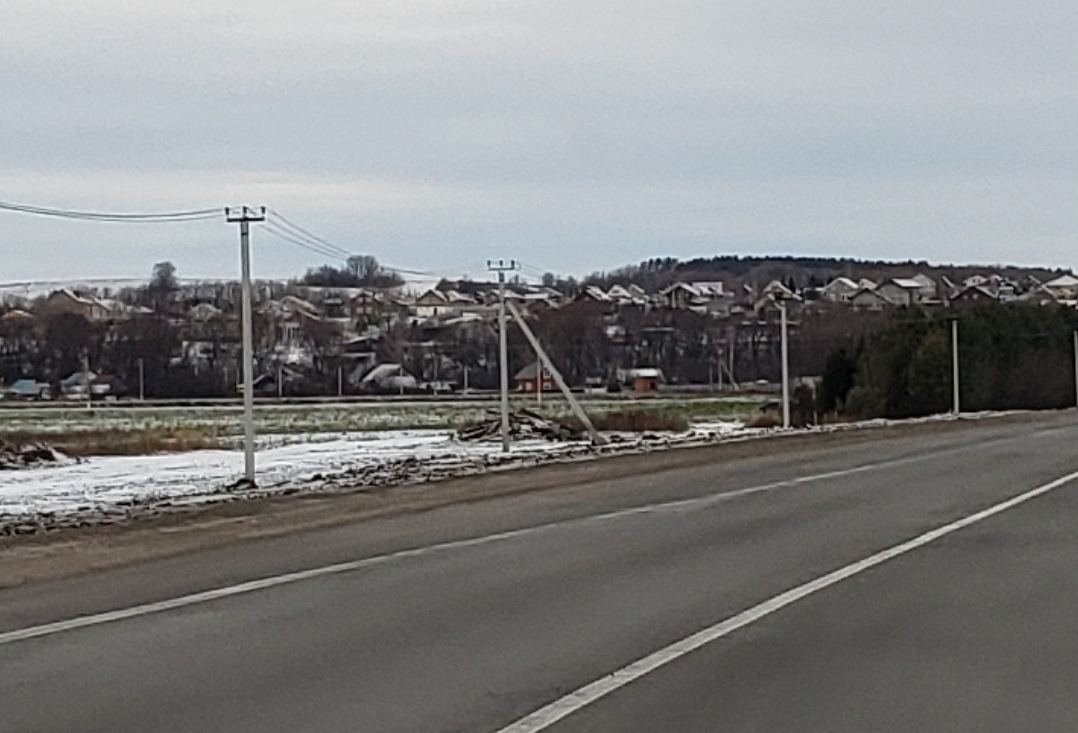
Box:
[1045,274,1078,288]
[8,379,46,395]
[513,363,549,380]
[885,278,922,290]
[50,288,101,307]
[849,287,892,303]
[361,363,416,383]
[1,309,34,320]
[823,277,858,292]
[61,371,97,388]
[660,282,701,297]
[952,285,999,301]
[689,281,724,296]
[762,280,795,295]
[582,285,612,302]
[627,367,664,380]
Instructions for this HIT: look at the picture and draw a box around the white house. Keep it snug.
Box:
[1042,274,1078,300]
[821,277,860,303]
[877,278,923,307]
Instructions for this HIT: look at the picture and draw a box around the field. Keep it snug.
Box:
[0,396,764,455]
[0,396,764,527]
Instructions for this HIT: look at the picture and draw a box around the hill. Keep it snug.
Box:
[583,256,1069,293]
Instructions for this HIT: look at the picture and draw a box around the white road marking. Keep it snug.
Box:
[0,432,1047,647]
[492,468,1078,733]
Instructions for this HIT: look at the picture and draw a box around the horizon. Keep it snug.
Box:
[0,252,1071,298]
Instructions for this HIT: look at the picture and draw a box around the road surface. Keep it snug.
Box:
[2,413,1078,732]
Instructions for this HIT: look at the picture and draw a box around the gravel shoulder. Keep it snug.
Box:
[0,412,1053,590]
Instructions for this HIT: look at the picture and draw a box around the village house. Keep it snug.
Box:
[40,289,109,321]
[849,287,893,312]
[876,278,924,307]
[625,367,664,393]
[414,289,452,319]
[513,363,555,393]
[1042,274,1078,301]
[821,277,860,303]
[950,285,1000,306]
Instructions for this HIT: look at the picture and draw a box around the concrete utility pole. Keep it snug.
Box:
[780,300,790,429]
[226,205,266,485]
[488,260,517,452]
[138,358,145,401]
[1073,331,1077,409]
[952,318,961,415]
[505,300,603,446]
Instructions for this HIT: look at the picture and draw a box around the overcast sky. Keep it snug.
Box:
[2,1,1078,283]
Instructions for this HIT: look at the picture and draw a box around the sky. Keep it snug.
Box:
[2,0,1078,283]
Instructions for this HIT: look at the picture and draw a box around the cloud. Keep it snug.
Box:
[2,1,1078,281]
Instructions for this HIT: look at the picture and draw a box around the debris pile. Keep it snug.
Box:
[0,439,64,470]
[457,409,585,442]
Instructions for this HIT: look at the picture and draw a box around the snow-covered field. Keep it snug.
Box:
[0,422,753,528]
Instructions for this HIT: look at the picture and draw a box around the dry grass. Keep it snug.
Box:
[744,412,782,429]
[2,429,222,458]
[561,409,690,433]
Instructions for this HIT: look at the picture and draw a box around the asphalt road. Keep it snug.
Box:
[2,413,1078,732]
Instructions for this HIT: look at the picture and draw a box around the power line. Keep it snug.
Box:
[266,211,353,260]
[0,199,220,222]
[264,210,437,278]
[262,221,350,262]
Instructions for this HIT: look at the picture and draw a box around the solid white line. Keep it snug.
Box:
[492,468,1078,733]
[0,433,1049,648]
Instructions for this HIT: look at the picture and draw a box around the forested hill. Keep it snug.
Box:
[583,256,1069,292]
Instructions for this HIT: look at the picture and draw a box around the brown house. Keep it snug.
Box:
[626,367,664,393]
[41,289,108,321]
[514,363,554,393]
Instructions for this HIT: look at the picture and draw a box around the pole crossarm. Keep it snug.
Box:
[225,206,266,223]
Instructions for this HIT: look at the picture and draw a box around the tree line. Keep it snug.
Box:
[819,304,1078,419]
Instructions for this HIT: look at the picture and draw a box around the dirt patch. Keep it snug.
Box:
[745,412,782,429]
[589,409,689,433]
[2,429,221,457]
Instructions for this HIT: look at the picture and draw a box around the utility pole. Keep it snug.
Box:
[488,259,517,452]
[728,328,737,389]
[1073,331,1077,409]
[506,300,602,446]
[138,358,145,401]
[83,354,92,411]
[952,318,960,415]
[780,300,790,429]
[226,205,265,485]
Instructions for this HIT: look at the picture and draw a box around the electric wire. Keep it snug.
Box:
[266,210,354,260]
[265,210,437,277]
[261,221,349,261]
[0,199,220,222]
